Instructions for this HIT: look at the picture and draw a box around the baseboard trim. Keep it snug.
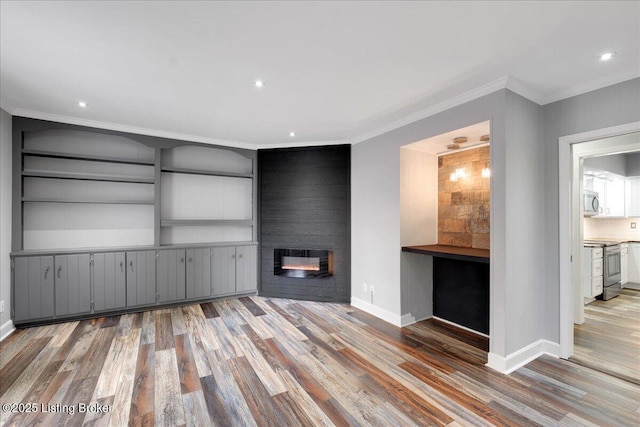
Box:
[350,297,402,326]
[487,339,560,374]
[0,320,15,342]
[432,316,490,338]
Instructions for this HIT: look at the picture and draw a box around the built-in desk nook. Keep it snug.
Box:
[402,244,489,335]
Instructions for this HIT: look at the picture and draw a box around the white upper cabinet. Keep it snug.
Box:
[626,177,640,217]
[584,172,634,218]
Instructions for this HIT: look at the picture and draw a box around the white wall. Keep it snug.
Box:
[542,78,640,344]
[400,147,437,246]
[0,109,13,339]
[399,147,437,322]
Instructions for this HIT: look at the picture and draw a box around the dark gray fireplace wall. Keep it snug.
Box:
[258,145,350,302]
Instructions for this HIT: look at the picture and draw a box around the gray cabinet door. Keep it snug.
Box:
[212,247,236,296]
[13,256,55,322]
[186,248,211,299]
[158,249,186,303]
[55,254,91,317]
[93,252,127,312]
[127,251,157,307]
[236,246,257,293]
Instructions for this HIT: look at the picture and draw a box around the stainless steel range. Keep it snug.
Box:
[585,240,621,300]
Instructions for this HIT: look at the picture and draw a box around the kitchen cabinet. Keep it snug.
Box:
[158,249,186,303]
[93,252,127,312]
[55,254,91,317]
[605,179,625,217]
[628,243,640,285]
[13,256,55,322]
[626,178,640,217]
[126,251,157,307]
[211,245,257,296]
[583,247,603,299]
[186,248,212,299]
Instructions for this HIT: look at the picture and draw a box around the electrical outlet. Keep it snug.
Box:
[0,300,4,314]
[631,222,637,229]
[362,283,368,293]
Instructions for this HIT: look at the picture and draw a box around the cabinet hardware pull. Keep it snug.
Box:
[120,261,124,272]
[44,266,50,279]
[57,265,62,278]
[188,257,193,262]
[130,260,134,271]
[239,254,243,258]
[181,257,184,263]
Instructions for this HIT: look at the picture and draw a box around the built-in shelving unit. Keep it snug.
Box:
[160,144,254,245]
[11,117,259,326]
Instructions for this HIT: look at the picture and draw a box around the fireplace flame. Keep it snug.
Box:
[282,264,320,271]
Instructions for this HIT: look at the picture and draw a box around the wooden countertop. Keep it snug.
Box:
[402,244,490,263]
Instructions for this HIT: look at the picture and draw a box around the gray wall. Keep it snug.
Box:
[503,91,544,354]
[627,152,640,176]
[0,109,12,337]
[542,77,640,343]
[584,153,627,176]
[351,90,511,355]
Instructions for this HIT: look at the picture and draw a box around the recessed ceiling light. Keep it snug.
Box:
[78,101,87,108]
[254,80,264,88]
[600,52,615,61]
[289,131,296,137]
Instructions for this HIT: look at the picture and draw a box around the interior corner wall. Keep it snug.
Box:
[351,90,505,333]
[0,108,13,337]
[503,90,545,355]
[542,77,640,344]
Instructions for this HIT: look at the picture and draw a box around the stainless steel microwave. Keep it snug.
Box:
[584,190,600,216]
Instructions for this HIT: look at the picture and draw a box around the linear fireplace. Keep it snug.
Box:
[274,249,333,278]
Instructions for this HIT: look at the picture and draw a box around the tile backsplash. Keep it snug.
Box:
[438,146,490,249]
[584,217,640,241]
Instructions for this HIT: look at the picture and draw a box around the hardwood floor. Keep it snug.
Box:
[572,288,640,385]
[1,296,639,426]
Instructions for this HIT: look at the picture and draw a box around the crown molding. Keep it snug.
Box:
[505,76,545,105]
[350,76,510,145]
[256,139,351,150]
[10,108,259,151]
[541,67,640,105]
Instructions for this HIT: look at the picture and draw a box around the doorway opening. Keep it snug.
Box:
[558,122,640,383]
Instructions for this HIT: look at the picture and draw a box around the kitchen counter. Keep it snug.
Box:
[402,244,490,263]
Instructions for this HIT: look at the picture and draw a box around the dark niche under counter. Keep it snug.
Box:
[402,245,489,335]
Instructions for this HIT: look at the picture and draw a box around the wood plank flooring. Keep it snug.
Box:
[1,296,638,426]
[572,288,640,385]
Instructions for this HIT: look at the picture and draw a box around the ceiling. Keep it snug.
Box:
[1,1,639,149]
